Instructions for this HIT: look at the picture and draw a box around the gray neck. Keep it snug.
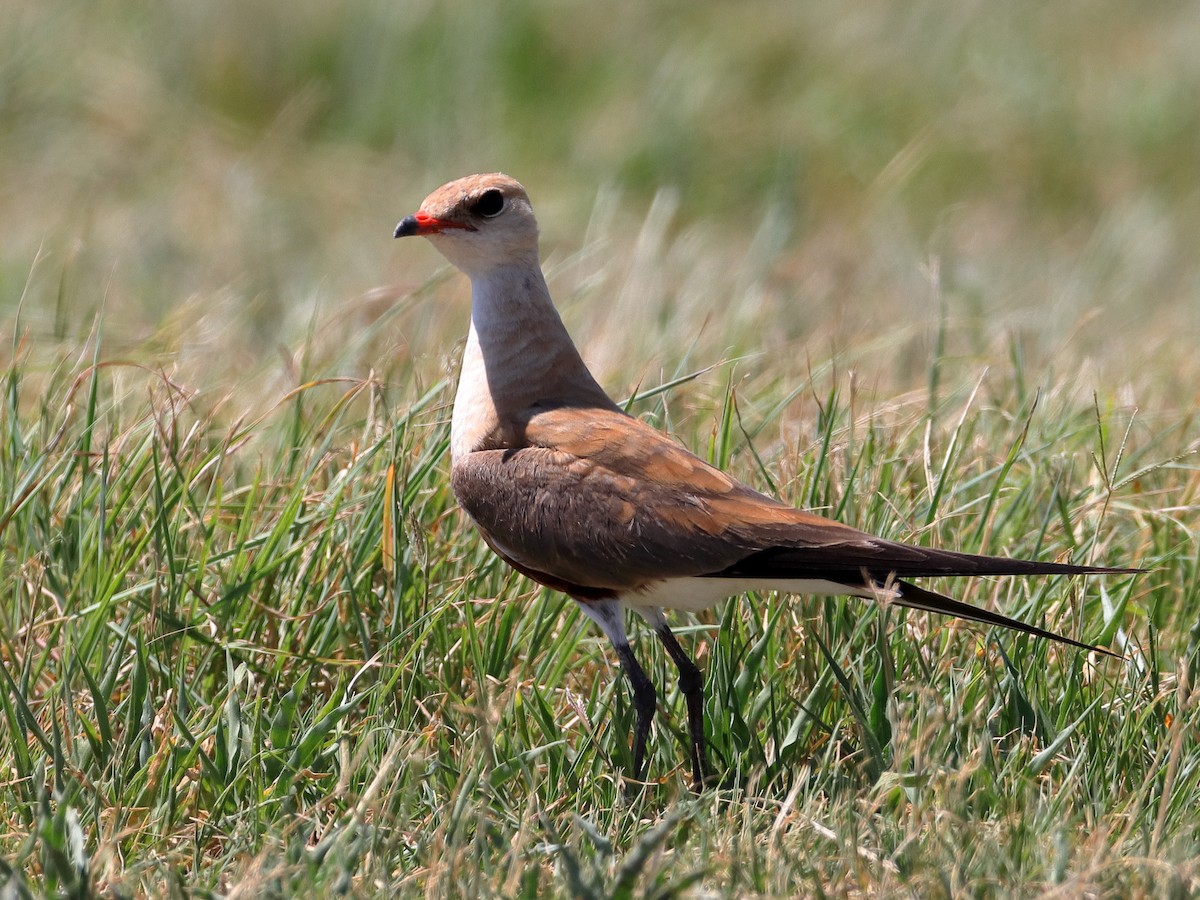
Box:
[449,264,616,461]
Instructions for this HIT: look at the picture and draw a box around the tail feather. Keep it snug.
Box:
[887,579,1120,658]
[705,539,1138,656]
[714,540,1142,582]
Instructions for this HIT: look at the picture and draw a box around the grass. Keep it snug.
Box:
[3,259,1195,897]
[3,0,1200,896]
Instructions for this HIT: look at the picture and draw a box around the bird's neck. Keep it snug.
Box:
[450,264,616,461]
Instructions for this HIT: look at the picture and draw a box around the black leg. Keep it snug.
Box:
[654,623,709,790]
[613,641,657,783]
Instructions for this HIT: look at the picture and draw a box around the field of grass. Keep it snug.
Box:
[3,0,1199,896]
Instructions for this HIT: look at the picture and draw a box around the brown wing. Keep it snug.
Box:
[450,405,1135,595]
[449,411,779,593]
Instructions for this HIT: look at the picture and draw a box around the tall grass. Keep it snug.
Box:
[2,0,1199,895]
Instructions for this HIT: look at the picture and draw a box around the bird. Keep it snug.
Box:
[393,173,1135,790]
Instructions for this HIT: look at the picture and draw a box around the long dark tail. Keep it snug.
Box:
[712,542,1139,657]
[714,540,1142,582]
[888,578,1121,657]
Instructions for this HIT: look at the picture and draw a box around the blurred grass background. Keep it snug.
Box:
[5,0,1198,389]
[2,0,1199,895]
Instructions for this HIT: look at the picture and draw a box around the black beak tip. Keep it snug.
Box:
[394,215,419,239]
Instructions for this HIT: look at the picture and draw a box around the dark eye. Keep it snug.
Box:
[471,189,505,218]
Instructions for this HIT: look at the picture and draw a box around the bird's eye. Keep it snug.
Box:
[471,189,505,218]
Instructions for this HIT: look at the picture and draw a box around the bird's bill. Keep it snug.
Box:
[393,212,473,238]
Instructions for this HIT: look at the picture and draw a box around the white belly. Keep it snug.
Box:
[626,576,881,613]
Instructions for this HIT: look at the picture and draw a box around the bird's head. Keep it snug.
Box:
[394,173,540,277]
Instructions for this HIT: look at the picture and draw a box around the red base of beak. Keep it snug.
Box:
[394,212,472,238]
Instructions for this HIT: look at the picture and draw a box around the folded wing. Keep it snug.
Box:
[449,405,1131,653]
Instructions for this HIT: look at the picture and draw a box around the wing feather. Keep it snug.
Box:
[450,405,1135,599]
